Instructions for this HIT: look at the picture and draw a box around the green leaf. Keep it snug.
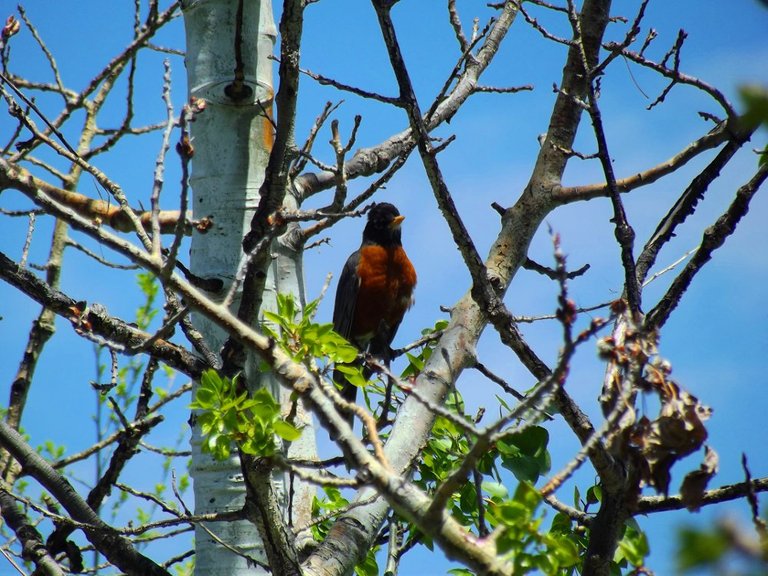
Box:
[513,482,542,510]
[278,293,296,321]
[326,341,359,363]
[262,311,284,326]
[550,512,573,534]
[422,319,448,336]
[456,482,477,515]
[511,426,549,455]
[495,394,513,413]
[253,386,280,407]
[500,454,540,484]
[303,297,319,319]
[208,434,231,459]
[616,521,649,567]
[498,426,550,483]
[241,435,270,456]
[444,390,465,414]
[430,437,452,454]
[200,369,222,393]
[334,364,368,388]
[550,535,580,566]
[481,480,509,500]
[586,484,601,506]
[741,85,768,126]
[494,526,519,555]
[316,486,349,512]
[198,417,214,437]
[405,351,424,371]
[353,547,379,576]
[573,485,582,509]
[494,500,530,525]
[314,322,333,339]
[273,420,302,442]
[677,526,729,571]
[261,324,280,341]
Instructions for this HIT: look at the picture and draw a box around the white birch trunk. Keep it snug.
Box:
[182,1,316,573]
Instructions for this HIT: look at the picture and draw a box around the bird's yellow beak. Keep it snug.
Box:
[390,215,405,228]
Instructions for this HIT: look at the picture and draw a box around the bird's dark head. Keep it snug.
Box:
[362,202,404,247]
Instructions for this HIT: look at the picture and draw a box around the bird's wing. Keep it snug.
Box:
[332,249,361,341]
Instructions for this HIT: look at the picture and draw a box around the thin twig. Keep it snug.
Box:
[19,212,35,268]
[608,37,736,118]
[566,0,642,318]
[150,60,175,259]
[284,57,401,105]
[64,238,139,270]
[447,0,469,52]
[290,100,342,178]
[646,162,768,330]
[741,454,768,539]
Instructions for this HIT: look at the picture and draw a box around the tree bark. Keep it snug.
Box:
[182,1,292,574]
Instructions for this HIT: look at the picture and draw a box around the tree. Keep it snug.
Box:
[0,1,766,575]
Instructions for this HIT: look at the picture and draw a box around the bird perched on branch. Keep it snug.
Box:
[332,202,417,430]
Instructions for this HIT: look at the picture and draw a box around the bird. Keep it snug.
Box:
[332,202,417,430]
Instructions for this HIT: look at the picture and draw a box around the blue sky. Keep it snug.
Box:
[1,1,767,574]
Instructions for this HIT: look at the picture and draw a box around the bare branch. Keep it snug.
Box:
[555,120,738,203]
[372,0,492,321]
[0,420,172,576]
[0,490,64,576]
[646,162,768,330]
[607,37,736,118]
[7,1,181,164]
[150,60,176,259]
[16,6,65,96]
[742,455,768,539]
[638,476,768,514]
[0,250,208,378]
[289,58,401,105]
[636,126,756,284]
[518,2,574,46]
[523,256,590,280]
[295,0,521,199]
[447,0,469,53]
[566,0,641,317]
[290,100,342,179]
[64,238,140,270]
[0,159,198,234]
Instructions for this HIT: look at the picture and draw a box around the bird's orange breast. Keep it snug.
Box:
[352,245,416,340]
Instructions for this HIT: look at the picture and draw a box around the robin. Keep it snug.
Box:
[332,202,417,429]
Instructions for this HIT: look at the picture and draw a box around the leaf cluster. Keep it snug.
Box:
[190,369,301,460]
[191,293,654,574]
[411,394,583,574]
[262,293,358,368]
